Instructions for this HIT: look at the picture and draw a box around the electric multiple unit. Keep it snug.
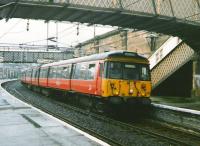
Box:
[21,51,151,107]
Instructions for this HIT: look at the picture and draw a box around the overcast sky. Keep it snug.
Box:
[0,18,115,48]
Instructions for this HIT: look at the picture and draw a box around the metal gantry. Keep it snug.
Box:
[0,50,73,63]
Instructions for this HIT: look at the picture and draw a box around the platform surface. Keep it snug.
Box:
[0,80,103,146]
[152,96,200,111]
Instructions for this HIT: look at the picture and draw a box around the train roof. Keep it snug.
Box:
[42,50,148,67]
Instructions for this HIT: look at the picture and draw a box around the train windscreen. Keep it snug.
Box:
[106,62,150,81]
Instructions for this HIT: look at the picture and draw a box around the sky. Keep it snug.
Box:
[0,18,116,48]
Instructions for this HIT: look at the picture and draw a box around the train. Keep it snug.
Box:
[21,51,152,111]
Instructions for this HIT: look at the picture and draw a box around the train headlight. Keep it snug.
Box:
[114,91,119,95]
[129,89,133,94]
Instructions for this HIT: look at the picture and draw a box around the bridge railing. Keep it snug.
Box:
[13,0,200,23]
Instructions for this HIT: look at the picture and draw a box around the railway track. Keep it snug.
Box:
[55,101,199,146]
[2,80,200,146]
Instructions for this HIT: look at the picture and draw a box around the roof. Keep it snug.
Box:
[42,50,147,67]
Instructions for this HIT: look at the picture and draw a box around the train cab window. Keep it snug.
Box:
[140,66,150,81]
[88,64,95,80]
[106,62,150,80]
[107,62,122,79]
[123,64,139,80]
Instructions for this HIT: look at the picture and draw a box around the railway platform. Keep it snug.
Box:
[0,80,107,146]
[151,96,200,111]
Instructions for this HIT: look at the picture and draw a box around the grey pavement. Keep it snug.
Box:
[0,80,106,146]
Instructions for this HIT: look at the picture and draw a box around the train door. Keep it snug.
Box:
[69,64,74,90]
[55,64,71,90]
[96,62,104,95]
[71,62,97,94]
[39,67,48,87]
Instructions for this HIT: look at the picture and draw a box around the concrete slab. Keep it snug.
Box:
[0,98,9,106]
[24,113,62,127]
[42,126,100,146]
[0,124,47,138]
[0,112,28,126]
[0,135,59,146]
[0,80,108,146]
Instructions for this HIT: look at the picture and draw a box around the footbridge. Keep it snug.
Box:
[0,0,200,53]
[0,45,73,63]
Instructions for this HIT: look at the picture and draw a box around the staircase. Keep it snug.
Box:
[149,37,195,89]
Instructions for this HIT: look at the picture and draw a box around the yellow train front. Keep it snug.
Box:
[99,52,151,106]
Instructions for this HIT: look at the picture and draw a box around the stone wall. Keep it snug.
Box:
[74,29,169,58]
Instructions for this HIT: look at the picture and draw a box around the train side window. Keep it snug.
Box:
[45,68,49,78]
[40,68,48,78]
[49,66,57,78]
[72,63,87,80]
[73,64,80,79]
[56,67,62,78]
[72,64,76,79]
[56,67,65,79]
[37,68,40,78]
[39,68,44,78]
[88,64,95,80]
[80,63,88,80]
[28,70,30,77]
[62,65,71,79]
[27,71,30,77]
[34,70,37,78]
[32,69,35,79]
[35,69,39,78]
[48,67,53,78]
